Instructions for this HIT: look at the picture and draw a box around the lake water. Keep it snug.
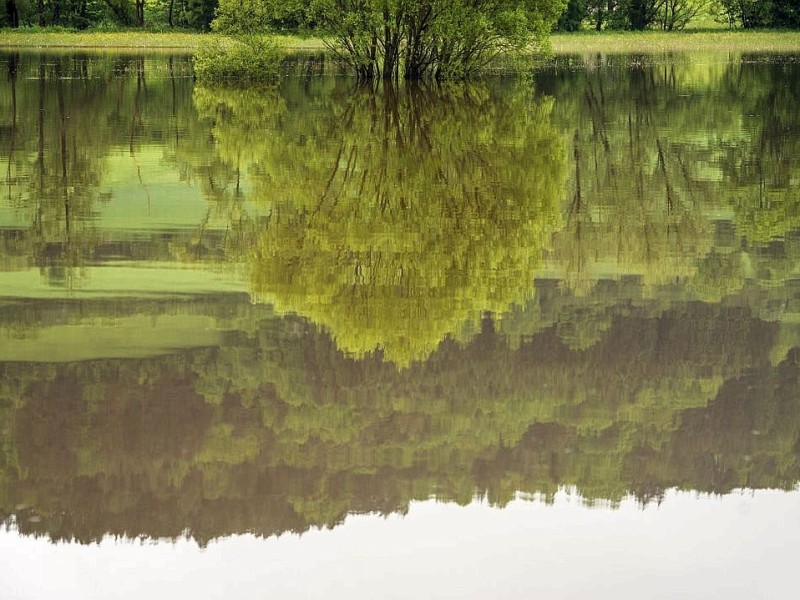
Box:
[1,50,799,598]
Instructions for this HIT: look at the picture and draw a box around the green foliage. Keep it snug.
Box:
[557,0,588,30]
[193,82,566,365]
[577,0,712,30]
[197,0,288,83]
[624,0,661,29]
[772,0,800,28]
[192,36,283,82]
[231,0,569,79]
[183,0,219,30]
[213,0,307,34]
[2,0,219,29]
[146,0,219,30]
[712,0,800,29]
[656,0,711,30]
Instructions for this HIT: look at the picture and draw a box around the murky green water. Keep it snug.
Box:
[1,51,799,598]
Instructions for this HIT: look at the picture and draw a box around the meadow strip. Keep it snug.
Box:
[1,29,799,55]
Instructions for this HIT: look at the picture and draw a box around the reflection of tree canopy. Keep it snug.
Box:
[2,297,798,545]
[194,83,565,365]
[534,55,800,304]
[719,59,800,243]
[0,54,208,279]
[0,55,111,284]
[5,53,800,547]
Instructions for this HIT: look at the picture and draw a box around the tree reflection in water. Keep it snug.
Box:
[2,52,800,546]
[193,82,565,365]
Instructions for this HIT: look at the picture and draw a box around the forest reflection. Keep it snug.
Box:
[1,52,800,545]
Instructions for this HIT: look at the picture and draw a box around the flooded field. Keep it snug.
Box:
[1,50,799,598]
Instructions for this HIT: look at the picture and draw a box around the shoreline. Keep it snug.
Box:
[1,29,800,55]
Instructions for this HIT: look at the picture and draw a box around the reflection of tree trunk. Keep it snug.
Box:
[130,61,142,153]
[569,132,584,224]
[235,158,241,196]
[656,137,683,243]
[196,209,211,260]
[627,108,652,260]
[168,57,179,147]
[130,59,152,212]
[37,58,45,199]
[6,54,18,199]
[567,131,588,289]
[656,138,674,214]
[756,130,766,209]
[315,96,360,215]
[56,59,70,240]
[33,57,46,263]
[8,52,18,122]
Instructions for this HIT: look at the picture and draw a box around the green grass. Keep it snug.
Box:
[0,29,325,52]
[1,28,799,55]
[0,30,208,51]
[550,30,800,54]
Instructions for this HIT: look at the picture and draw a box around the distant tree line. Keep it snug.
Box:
[715,0,800,29]
[557,0,800,31]
[1,0,218,29]
[5,0,798,31]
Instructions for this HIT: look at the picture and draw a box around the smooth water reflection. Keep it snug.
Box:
[1,51,800,557]
[3,492,799,600]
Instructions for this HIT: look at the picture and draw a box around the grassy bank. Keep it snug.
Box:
[1,28,799,55]
[550,30,800,54]
[0,30,324,52]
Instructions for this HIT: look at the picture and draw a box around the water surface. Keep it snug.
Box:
[1,50,799,597]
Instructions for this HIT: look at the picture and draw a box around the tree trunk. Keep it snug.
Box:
[78,0,88,28]
[102,0,132,25]
[5,0,19,27]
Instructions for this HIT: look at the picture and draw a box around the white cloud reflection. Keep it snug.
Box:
[2,488,798,600]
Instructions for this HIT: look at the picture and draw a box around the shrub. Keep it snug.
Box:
[193,36,283,82]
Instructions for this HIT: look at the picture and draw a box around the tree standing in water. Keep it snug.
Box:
[213,0,567,80]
